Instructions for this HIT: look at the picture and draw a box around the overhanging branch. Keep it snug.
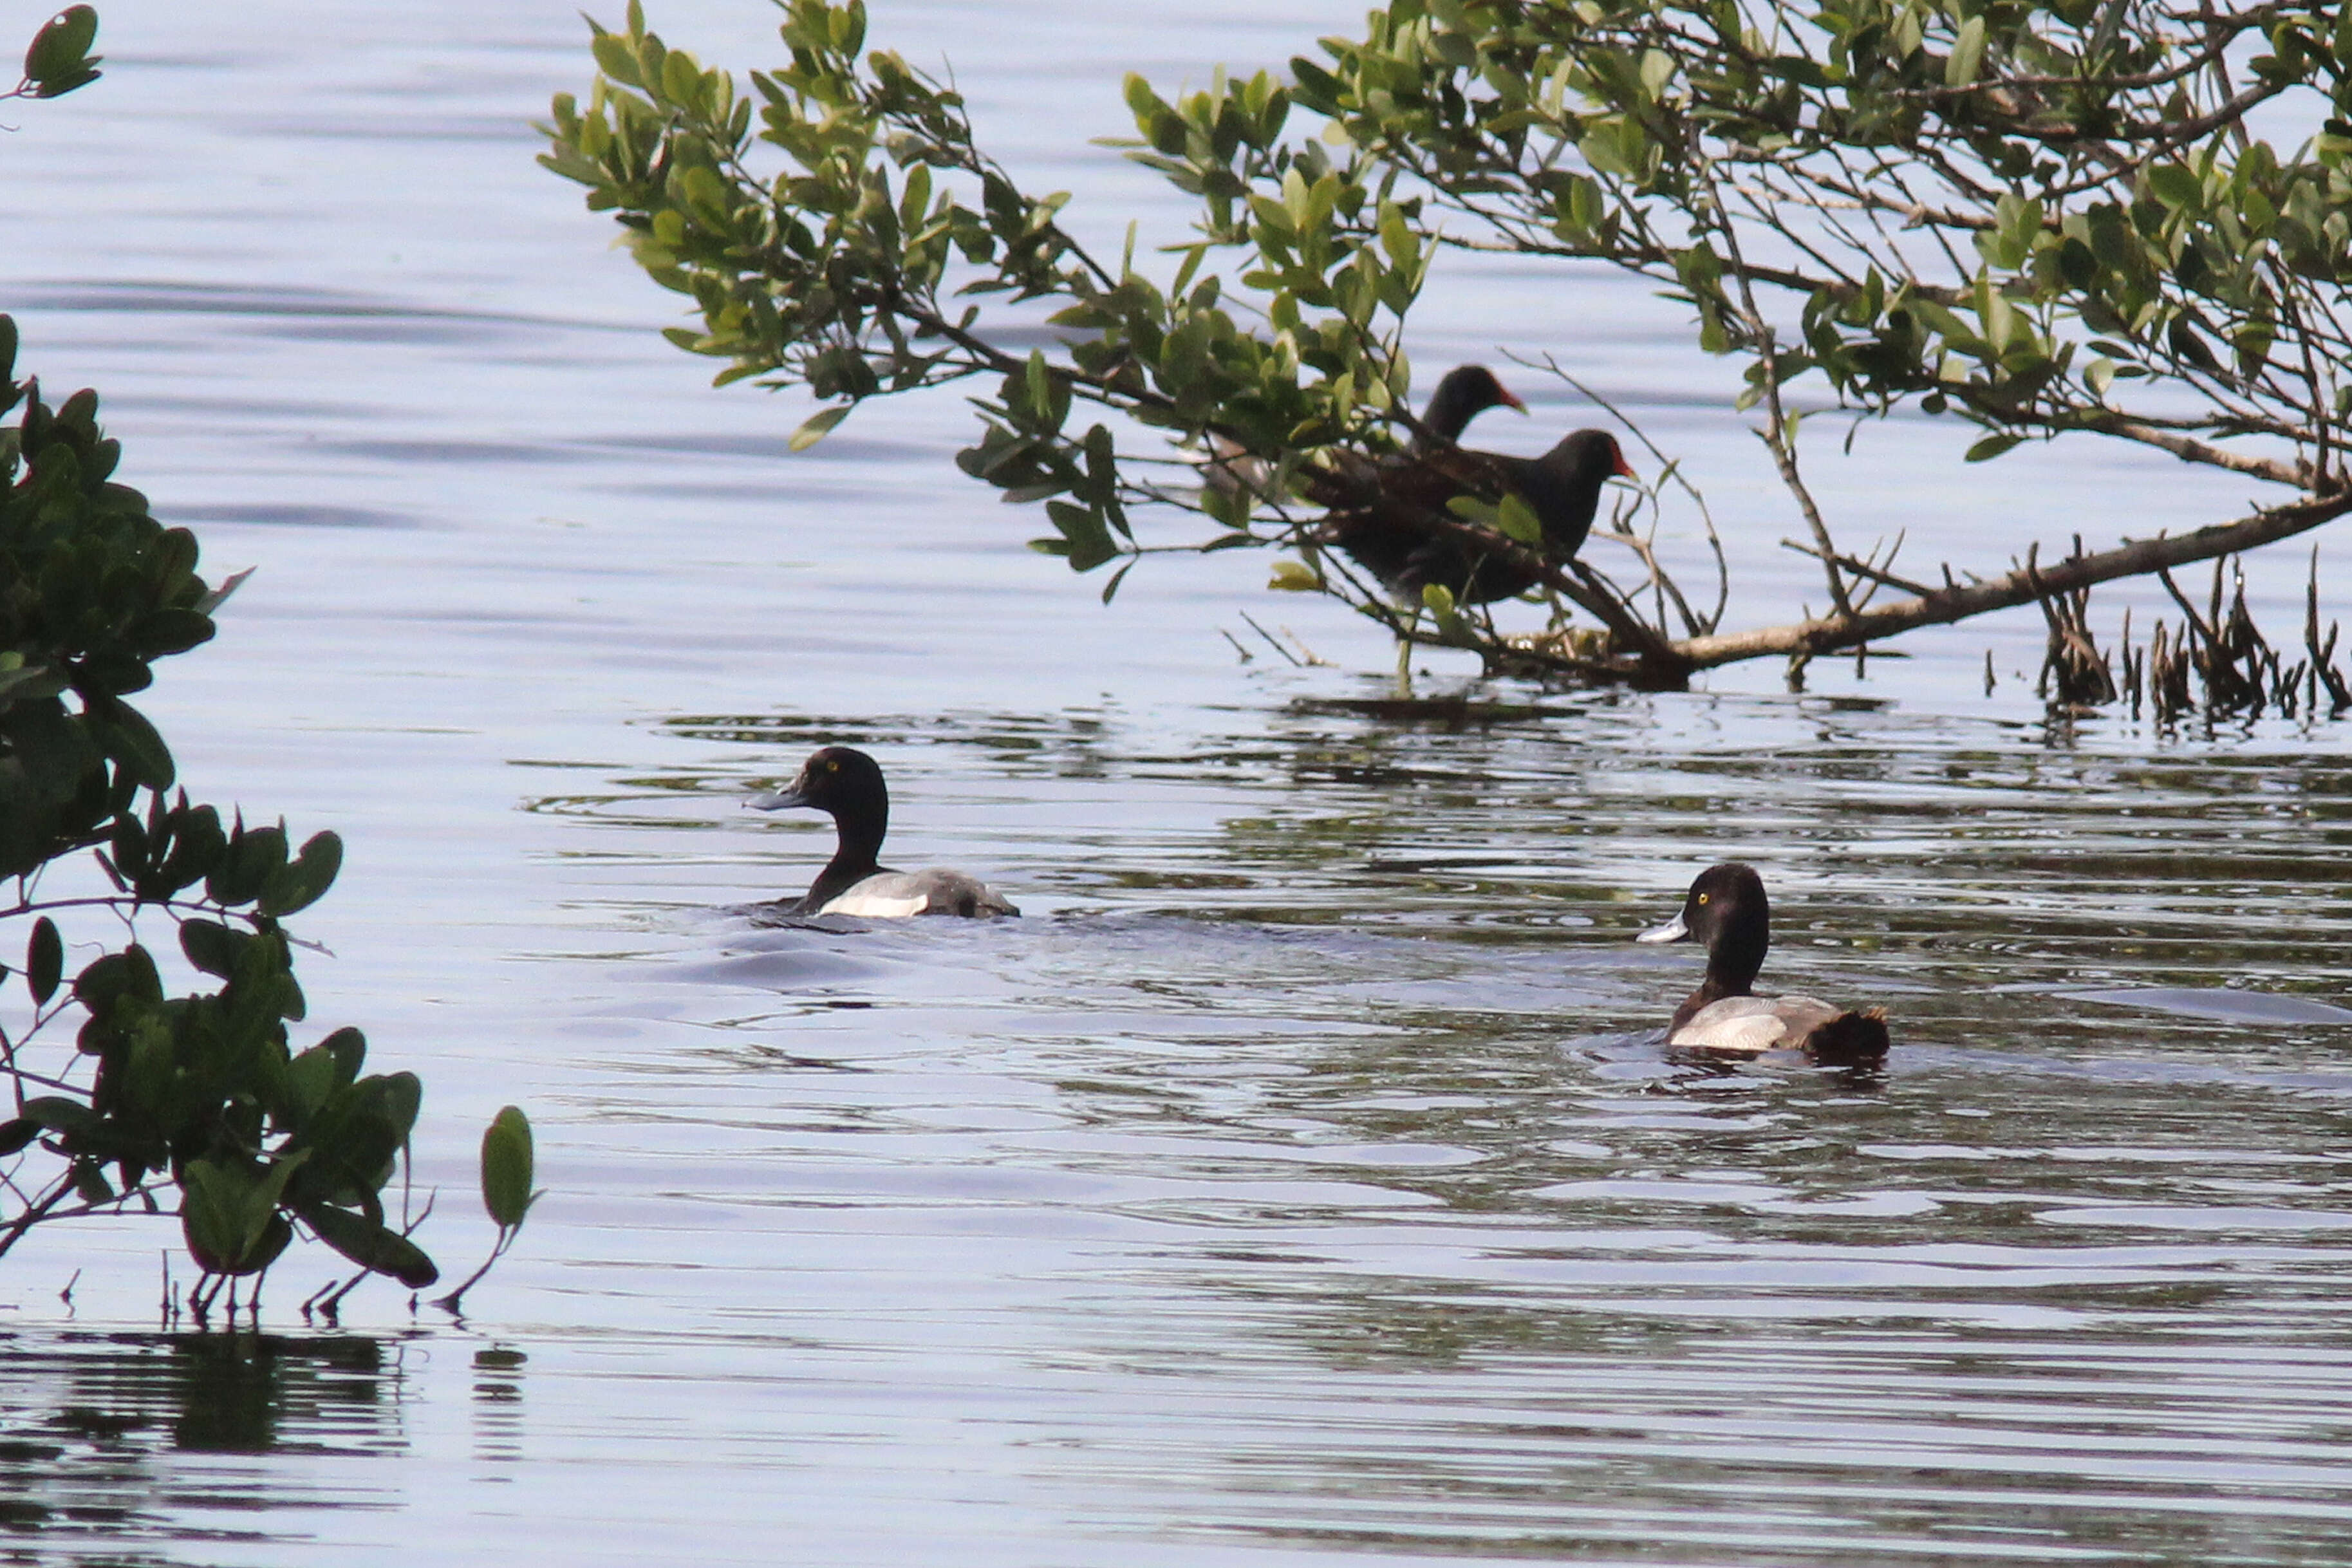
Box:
[1669,490,2352,669]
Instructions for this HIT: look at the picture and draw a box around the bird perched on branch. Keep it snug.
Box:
[1307,366,1636,605]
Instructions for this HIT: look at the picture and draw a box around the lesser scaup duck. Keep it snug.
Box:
[1636,863,1889,1066]
[749,746,1018,919]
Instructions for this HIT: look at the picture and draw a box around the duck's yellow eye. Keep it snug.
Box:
[825,758,839,772]
[1696,893,1709,905]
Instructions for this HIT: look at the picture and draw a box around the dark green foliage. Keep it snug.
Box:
[1287,0,2352,478]
[4,12,527,1311]
[10,5,100,100]
[538,0,1422,604]
[545,1,2352,684]
[0,321,446,1297]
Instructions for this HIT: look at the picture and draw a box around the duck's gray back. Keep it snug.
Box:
[818,869,1018,919]
[1668,993,1842,1053]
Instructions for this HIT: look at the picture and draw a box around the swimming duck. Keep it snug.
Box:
[1635,863,1889,1065]
[749,746,1018,919]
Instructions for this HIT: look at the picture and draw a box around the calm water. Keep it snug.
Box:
[3,2,2351,1563]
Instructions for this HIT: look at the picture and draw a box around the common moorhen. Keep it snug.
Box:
[1316,426,1636,604]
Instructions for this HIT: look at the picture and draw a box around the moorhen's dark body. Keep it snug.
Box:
[1318,429,1636,604]
[1205,363,1524,505]
[1309,366,1636,604]
[749,745,1018,919]
[1635,863,1890,1067]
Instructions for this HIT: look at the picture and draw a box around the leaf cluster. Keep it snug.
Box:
[0,321,438,1294]
[545,1,2352,684]
[539,0,1471,599]
[6,5,100,102]
[5,15,534,1312]
[1292,0,2352,488]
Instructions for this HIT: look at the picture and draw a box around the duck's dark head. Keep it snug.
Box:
[1637,861,1769,991]
[750,745,888,824]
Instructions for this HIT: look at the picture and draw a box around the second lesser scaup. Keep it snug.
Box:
[1636,862,1889,1066]
[749,746,1018,919]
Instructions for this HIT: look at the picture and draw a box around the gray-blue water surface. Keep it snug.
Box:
[2,2,2349,1563]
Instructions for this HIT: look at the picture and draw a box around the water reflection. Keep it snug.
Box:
[471,1346,527,1466]
[0,1329,407,1546]
[7,498,2347,1563]
[484,687,2352,1561]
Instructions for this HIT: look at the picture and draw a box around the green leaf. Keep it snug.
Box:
[2057,237,2098,290]
[73,944,163,1014]
[1268,560,1321,591]
[180,1157,302,1275]
[1965,431,2024,462]
[1494,492,1542,545]
[28,917,61,1007]
[480,1106,539,1231]
[1099,559,1136,605]
[13,1095,93,1137]
[178,918,243,980]
[1420,583,1466,639]
[259,830,342,917]
[133,608,216,658]
[317,1025,368,1087]
[96,700,174,791]
[297,1200,440,1289]
[590,31,644,89]
[789,404,850,451]
[24,6,100,93]
[74,1159,115,1206]
[209,823,288,908]
[1043,500,1117,571]
[277,1040,344,1130]
[2147,163,2203,210]
[1943,16,1986,89]
[376,1071,424,1148]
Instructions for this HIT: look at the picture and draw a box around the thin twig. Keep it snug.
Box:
[1780,537,1940,599]
[1697,159,1856,618]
